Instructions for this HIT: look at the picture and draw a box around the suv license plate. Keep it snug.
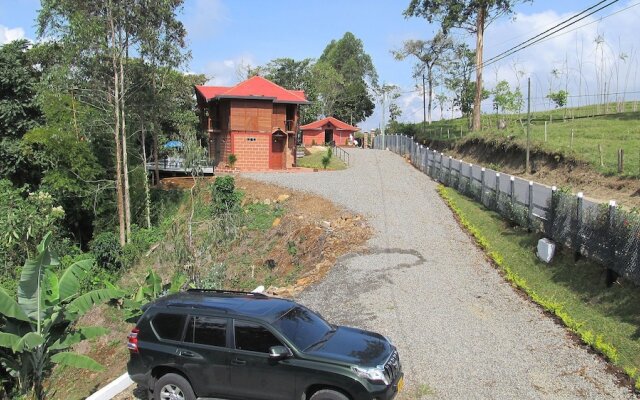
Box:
[397,376,404,392]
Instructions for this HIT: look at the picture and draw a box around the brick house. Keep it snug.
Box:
[195,76,309,170]
[300,117,359,147]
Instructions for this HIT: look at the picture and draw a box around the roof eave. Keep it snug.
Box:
[215,95,278,101]
[273,99,311,105]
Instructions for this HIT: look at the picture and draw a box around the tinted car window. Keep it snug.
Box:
[185,316,226,347]
[272,306,333,350]
[234,321,282,353]
[152,313,186,341]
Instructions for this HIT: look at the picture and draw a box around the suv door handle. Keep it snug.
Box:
[179,350,196,358]
[231,358,246,366]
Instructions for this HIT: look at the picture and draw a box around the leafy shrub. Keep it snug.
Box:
[228,153,237,168]
[120,225,163,268]
[211,176,241,214]
[90,231,122,271]
[150,188,185,227]
[0,180,65,277]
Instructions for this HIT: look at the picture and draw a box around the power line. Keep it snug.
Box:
[481,0,621,70]
[482,0,613,66]
[392,0,638,111]
[532,1,640,47]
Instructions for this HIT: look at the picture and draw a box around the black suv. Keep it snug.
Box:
[127,289,403,400]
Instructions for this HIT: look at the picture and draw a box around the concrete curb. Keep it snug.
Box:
[86,372,133,400]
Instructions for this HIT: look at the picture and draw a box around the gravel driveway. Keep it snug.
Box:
[248,148,636,400]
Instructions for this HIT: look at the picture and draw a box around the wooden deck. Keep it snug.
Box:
[145,158,215,175]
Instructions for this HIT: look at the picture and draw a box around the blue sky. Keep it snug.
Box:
[1,0,638,130]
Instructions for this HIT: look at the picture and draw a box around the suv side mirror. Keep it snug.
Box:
[269,345,292,361]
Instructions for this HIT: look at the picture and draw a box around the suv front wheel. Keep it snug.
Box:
[154,373,196,400]
[310,389,349,400]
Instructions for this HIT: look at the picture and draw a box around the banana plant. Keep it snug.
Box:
[0,233,123,399]
[123,269,186,322]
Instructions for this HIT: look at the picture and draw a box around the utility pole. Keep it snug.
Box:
[526,77,531,174]
[422,73,426,137]
[381,90,386,138]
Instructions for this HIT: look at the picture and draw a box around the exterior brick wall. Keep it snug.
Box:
[302,129,353,146]
[232,132,271,170]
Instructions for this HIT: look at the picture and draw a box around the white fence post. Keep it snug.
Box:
[495,173,501,205]
[528,181,534,229]
[510,176,515,204]
[480,168,486,203]
[575,192,584,258]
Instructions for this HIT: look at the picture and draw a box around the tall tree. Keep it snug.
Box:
[318,32,378,124]
[444,42,479,122]
[0,40,44,186]
[373,83,401,134]
[392,32,453,125]
[38,0,188,245]
[404,0,529,131]
[0,40,43,140]
[263,58,322,124]
[312,62,344,120]
[136,0,189,185]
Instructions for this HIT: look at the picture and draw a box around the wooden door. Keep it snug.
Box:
[324,129,334,144]
[270,136,285,169]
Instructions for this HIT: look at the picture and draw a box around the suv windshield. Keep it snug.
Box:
[272,306,334,351]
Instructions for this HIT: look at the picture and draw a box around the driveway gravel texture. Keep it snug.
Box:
[248,148,636,400]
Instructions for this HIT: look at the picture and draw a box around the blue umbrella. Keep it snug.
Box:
[163,140,183,149]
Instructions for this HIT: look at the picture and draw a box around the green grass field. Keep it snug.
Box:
[439,186,640,388]
[296,151,347,170]
[408,102,640,177]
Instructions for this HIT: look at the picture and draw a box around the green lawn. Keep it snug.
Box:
[296,151,347,170]
[411,102,640,177]
[439,186,640,388]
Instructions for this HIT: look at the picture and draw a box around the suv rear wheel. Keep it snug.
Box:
[154,373,195,400]
[310,389,349,400]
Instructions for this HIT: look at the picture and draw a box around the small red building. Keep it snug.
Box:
[195,76,309,170]
[300,117,359,147]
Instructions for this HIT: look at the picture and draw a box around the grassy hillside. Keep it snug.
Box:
[402,101,640,177]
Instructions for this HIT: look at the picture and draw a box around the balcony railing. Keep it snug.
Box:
[146,157,215,174]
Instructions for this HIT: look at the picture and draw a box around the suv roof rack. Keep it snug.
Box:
[186,288,269,298]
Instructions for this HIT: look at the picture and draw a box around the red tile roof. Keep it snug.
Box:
[300,117,359,132]
[195,76,309,104]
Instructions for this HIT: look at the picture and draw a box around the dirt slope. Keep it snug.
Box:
[424,137,640,208]
[48,176,371,400]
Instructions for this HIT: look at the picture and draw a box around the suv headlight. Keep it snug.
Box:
[351,366,390,385]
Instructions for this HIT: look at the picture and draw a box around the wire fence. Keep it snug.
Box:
[374,134,640,285]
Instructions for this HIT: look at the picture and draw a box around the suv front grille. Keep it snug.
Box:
[384,350,401,382]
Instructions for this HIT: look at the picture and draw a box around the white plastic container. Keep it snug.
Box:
[537,238,556,263]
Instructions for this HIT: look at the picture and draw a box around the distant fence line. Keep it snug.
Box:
[373,134,640,286]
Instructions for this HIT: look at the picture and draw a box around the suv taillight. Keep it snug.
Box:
[128,328,140,353]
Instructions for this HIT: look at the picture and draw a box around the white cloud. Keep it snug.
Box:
[0,25,25,44]
[202,53,257,86]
